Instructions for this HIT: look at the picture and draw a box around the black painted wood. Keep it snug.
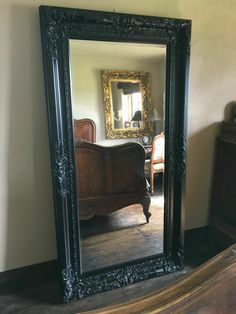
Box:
[0,261,58,295]
[39,5,191,302]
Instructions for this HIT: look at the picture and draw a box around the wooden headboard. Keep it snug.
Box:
[74,118,96,143]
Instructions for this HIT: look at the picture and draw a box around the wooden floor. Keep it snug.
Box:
[80,195,164,272]
[0,245,214,314]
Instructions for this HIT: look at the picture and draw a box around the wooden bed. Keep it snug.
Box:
[74,118,96,143]
[75,140,151,222]
[81,244,236,313]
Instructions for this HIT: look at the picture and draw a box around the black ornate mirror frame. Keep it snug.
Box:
[39,5,191,303]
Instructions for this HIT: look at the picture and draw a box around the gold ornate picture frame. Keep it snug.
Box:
[101,70,153,139]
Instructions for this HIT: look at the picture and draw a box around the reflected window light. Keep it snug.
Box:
[122,92,142,128]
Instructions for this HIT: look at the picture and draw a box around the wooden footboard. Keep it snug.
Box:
[75,141,151,222]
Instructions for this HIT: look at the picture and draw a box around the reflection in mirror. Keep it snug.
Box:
[70,40,166,273]
[101,70,152,138]
[111,80,142,129]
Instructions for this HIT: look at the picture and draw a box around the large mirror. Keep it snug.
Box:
[70,40,166,272]
[40,5,191,303]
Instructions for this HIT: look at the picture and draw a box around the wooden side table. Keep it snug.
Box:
[209,122,236,249]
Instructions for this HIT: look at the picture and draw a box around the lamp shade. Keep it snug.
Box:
[131,110,142,122]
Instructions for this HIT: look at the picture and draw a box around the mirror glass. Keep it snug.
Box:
[110,79,142,129]
[70,40,166,273]
[111,80,142,130]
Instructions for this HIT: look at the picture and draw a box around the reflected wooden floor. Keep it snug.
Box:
[80,195,164,272]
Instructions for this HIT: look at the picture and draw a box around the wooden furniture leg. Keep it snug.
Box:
[150,170,154,195]
[142,194,151,223]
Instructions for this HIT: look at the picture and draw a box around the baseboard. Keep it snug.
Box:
[185,226,209,249]
[0,227,209,294]
[0,259,58,294]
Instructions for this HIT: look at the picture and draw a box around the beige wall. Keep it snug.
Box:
[1,0,236,271]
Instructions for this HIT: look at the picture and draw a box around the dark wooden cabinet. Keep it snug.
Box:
[210,122,236,249]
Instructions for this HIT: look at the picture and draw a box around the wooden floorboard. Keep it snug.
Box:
[81,195,164,272]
